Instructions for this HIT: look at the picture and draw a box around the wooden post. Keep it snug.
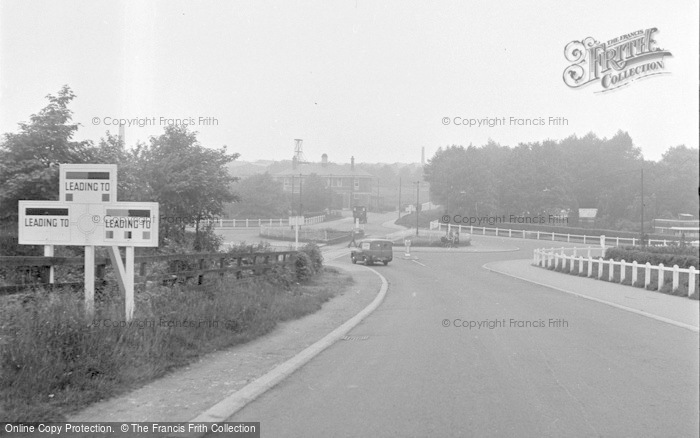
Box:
[620,260,626,283]
[632,261,638,285]
[644,262,651,287]
[672,265,679,292]
[84,245,95,318]
[657,263,665,291]
[44,245,55,284]
[689,267,696,297]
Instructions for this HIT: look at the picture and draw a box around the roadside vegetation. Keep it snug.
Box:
[0,244,353,421]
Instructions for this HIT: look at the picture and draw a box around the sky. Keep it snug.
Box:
[1,0,698,165]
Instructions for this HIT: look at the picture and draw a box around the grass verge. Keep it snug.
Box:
[0,267,352,421]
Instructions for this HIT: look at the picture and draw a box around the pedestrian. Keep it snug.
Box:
[348,229,357,248]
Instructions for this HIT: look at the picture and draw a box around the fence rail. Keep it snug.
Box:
[201,215,326,229]
[430,221,700,247]
[532,246,698,297]
[0,251,297,294]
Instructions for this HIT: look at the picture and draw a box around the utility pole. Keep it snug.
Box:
[398,177,402,220]
[414,181,420,236]
[299,173,303,218]
[640,167,644,247]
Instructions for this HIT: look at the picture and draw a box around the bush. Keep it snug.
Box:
[605,245,699,269]
[300,243,323,272]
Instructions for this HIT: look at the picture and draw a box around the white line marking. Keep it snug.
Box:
[411,260,427,267]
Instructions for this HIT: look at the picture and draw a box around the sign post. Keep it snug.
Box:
[18,164,158,321]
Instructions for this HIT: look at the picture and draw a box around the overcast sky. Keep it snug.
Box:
[1,0,697,164]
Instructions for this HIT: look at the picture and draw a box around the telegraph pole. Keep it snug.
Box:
[640,167,644,247]
[299,173,303,218]
[414,181,420,236]
[398,177,402,220]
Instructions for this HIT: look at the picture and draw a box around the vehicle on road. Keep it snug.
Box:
[350,239,393,265]
[352,205,368,224]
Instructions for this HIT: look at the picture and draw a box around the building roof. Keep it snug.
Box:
[273,162,373,178]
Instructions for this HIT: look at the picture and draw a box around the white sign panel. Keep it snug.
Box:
[59,163,117,203]
[101,202,159,246]
[19,201,159,247]
[19,201,72,244]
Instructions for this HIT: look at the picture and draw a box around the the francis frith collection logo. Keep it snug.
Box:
[563,28,672,92]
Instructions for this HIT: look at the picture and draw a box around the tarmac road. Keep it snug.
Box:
[220,238,699,437]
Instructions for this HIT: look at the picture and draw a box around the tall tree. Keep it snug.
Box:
[139,125,239,249]
[228,173,289,218]
[0,85,93,221]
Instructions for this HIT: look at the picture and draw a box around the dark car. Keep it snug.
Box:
[350,239,393,266]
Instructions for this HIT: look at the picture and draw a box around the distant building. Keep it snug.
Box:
[578,208,598,227]
[272,154,375,210]
[653,214,700,239]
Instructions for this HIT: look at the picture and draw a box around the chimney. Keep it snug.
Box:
[351,156,355,171]
[322,153,328,167]
[292,156,298,170]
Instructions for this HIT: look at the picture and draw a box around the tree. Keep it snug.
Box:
[0,85,93,221]
[138,125,239,250]
[301,173,331,213]
[228,173,288,218]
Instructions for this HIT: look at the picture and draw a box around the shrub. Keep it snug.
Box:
[605,246,699,269]
[300,243,323,272]
[293,252,315,282]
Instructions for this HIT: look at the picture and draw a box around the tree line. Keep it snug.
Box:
[0,86,238,252]
[423,132,699,231]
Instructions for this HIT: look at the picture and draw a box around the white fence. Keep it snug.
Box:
[533,246,698,297]
[203,215,326,229]
[259,225,333,241]
[430,221,699,247]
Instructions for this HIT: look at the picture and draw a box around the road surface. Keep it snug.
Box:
[212,235,699,437]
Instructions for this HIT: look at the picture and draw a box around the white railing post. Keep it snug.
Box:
[689,267,696,297]
[552,232,555,241]
[632,238,636,246]
[537,231,540,240]
[632,261,638,285]
[598,258,604,279]
[587,248,591,258]
[658,263,665,291]
[620,260,626,283]
[470,225,473,234]
[600,235,606,248]
[579,256,584,275]
[672,265,679,292]
[246,219,249,227]
[644,262,651,288]
[588,257,593,277]
[608,259,615,281]
[615,237,619,246]
[567,234,570,243]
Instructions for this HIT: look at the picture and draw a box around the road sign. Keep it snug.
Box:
[59,163,117,203]
[18,201,72,244]
[19,201,159,247]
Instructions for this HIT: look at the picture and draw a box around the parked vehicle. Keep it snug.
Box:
[350,239,393,265]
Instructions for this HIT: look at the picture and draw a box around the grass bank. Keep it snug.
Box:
[0,267,353,421]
